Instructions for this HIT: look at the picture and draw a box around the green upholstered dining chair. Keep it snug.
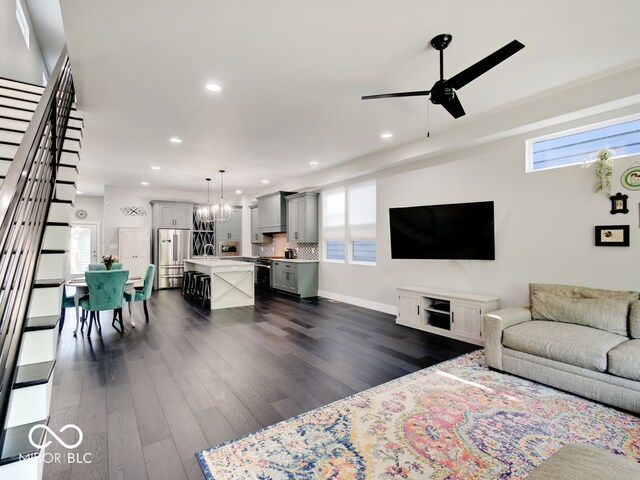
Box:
[87,263,106,271]
[59,287,77,333]
[124,264,155,323]
[80,269,129,336]
[112,263,123,270]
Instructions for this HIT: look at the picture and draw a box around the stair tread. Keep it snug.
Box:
[46,222,71,227]
[0,418,48,465]
[41,249,68,254]
[13,360,56,389]
[33,278,64,288]
[51,198,74,206]
[25,315,59,331]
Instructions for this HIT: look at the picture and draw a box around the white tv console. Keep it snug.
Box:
[396,286,500,346]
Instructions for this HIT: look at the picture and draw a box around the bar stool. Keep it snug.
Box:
[195,275,211,307]
[189,272,206,300]
[182,271,198,296]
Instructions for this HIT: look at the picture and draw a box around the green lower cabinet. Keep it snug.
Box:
[271,261,318,298]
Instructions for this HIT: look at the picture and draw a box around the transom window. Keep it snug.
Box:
[526,116,640,172]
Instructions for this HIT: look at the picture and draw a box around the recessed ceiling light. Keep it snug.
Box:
[76,190,83,195]
[235,190,242,194]
[206,83,222,92]
[169,137,182,143]
[380,132,393,139]
[262,179,269,184]
[151,166,161,170]
[141,181,149,186]
[309,161,319,166]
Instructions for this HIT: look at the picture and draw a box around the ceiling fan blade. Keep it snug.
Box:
[362,90,430,100]
[441,93,466,119]
[444,40,524,91]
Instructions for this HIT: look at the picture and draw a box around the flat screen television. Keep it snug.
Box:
[389,201,495,260]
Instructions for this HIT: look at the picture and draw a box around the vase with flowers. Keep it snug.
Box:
[102,254,119,270]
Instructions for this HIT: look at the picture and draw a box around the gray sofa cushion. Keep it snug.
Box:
[525,443,640,480]
[530,291,629,336]
[608,339,640,381]
[630,301,640,339]
[529,283,639,305]
[502,321,628,372]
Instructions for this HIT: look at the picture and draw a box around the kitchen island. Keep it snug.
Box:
[184,258,255,310]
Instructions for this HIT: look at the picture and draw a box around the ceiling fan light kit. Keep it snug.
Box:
[362,33,525,119]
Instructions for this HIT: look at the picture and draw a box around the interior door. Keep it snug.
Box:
[70,223,98,274]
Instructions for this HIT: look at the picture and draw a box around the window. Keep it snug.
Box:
[347,180,376,264]
[527,116,640,172]
[322,187,345,261]
[322,180,376,264]
[16,0,30,49]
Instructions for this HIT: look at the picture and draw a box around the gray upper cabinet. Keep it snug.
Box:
[256,191,295,233]
[286,192,319,243]
[250,205,272,244]
[152,201,193,229]
[215,206,242,242]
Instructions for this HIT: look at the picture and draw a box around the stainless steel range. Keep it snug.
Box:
[255,257,272,289]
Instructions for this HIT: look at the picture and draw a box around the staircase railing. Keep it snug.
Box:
[0,46,74,433]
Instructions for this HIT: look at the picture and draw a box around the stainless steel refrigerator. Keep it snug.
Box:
[154,229,191,289]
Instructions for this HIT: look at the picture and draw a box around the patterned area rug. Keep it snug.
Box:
[196,351,640,479]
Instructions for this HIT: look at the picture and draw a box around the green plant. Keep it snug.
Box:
[592,148,614,195]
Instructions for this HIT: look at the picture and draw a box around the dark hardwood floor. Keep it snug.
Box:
[44,288,478,480]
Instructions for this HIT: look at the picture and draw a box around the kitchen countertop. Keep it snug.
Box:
[184,258,253,268]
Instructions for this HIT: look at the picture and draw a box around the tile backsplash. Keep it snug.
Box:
[251,233,319,260]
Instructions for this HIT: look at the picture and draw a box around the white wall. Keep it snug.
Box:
[319,134,640,311]
[103,186,153,255]
[72,195,103,223]
[0,0,48,84]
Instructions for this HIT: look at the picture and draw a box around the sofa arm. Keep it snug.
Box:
[483,307,532,370]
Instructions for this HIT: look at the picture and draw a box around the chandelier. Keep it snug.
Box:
[195,171,233,224]
[195,178,216,223]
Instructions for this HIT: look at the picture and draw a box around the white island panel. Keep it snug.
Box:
[184,259,255,310]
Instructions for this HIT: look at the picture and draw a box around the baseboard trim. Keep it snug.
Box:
[318,290,397,315]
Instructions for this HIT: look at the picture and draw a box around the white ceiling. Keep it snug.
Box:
[56,0,640,198]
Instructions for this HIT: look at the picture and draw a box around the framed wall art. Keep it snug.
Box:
[594,225,629,247]
[621,166,640,190]
[609,192,628,214]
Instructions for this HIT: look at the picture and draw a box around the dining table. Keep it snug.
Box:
[64,275,142,335]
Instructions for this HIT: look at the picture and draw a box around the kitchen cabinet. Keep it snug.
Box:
[256,191,295,233]
[151,201,193,229]
[119,227,151,279]
[396,287,500,346]
[271,260,318,298]
[215,206,242,242]
[249,205,272,244]
[286,192,318,243]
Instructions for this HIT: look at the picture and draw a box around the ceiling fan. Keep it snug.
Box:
[362,34,525,119]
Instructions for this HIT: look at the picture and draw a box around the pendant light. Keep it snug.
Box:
[195,178,216,223]
[211,169,233,224]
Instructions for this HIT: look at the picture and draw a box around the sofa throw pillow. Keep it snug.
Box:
[531,291,629,336]
[630,300,640,339]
